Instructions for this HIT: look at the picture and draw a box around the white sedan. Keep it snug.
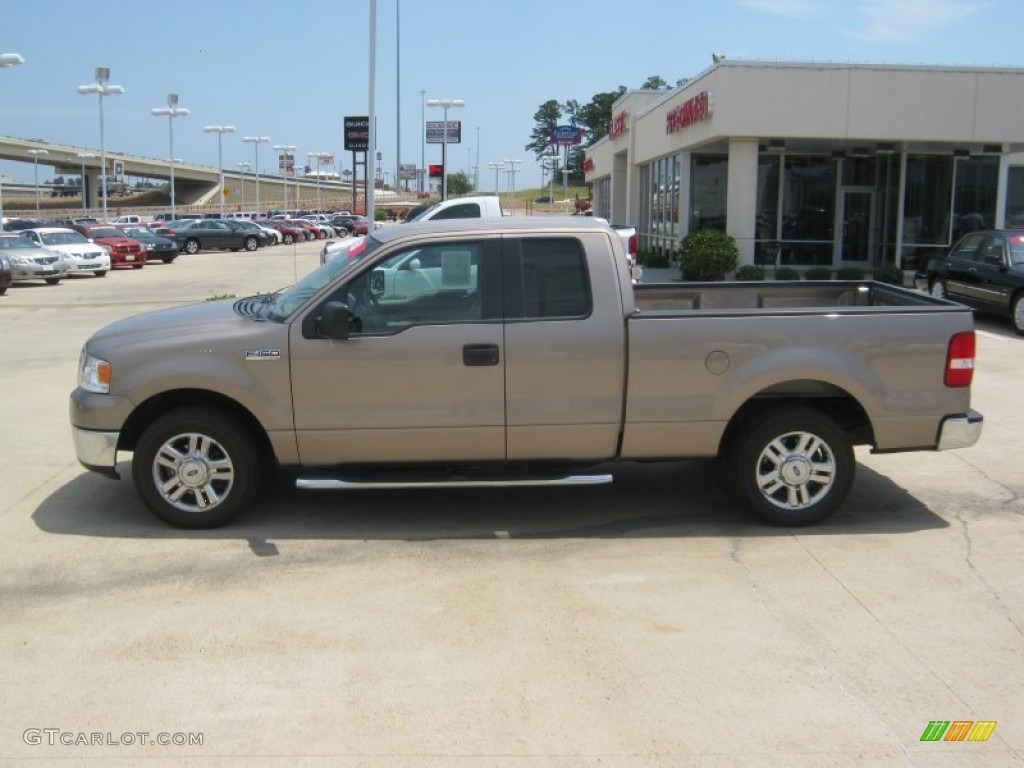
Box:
[21,228,110,277]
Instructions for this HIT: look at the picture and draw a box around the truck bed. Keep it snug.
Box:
[633,281,943,313]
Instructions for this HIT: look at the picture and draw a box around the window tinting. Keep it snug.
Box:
[432,203,481,220]
[520,239,590,319]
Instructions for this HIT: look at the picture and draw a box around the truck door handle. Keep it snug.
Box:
[463,344,500,366]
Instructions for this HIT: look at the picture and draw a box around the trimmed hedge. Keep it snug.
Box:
[873,265,906,286]
[680,229,738,281]
[805,267,833,280]
[775,267,802,281]
[735,265,766,281]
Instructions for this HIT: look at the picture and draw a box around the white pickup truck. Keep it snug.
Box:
[71,218,982,529]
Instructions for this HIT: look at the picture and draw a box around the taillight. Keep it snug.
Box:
[627,233,637,257]
[945,331,975,387]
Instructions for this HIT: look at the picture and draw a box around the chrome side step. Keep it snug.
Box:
[296,474,613,490]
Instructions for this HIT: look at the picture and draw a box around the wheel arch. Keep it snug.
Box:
[118,388,275,463]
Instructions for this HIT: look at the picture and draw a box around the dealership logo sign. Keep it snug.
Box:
[609,111,629,141]
[551,125,583,146]
[666,91,713,135]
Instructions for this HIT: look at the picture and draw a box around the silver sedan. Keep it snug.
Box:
[0,234,69,285]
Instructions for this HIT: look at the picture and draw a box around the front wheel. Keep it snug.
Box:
[243,236,259,252]
[1012,293,1024,336]
[183,238,200,255]
[131,407,262,528]
[94,270,107,277]
[283,233,294,245]
[730,407,855,526]
[45,277,61,285]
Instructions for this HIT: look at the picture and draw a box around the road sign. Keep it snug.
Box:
[425,120,461,144]
[344,116,370,152]
[399,163,418,180]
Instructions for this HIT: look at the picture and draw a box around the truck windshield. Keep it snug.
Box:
[264,236,380,321]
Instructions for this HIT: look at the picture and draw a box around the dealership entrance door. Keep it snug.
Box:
[836,186,875,267]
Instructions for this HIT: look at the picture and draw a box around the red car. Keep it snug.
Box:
[257,220,305,245]
[73,224,147,269]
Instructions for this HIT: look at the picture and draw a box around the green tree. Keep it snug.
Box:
[447,171,473,197]
[525,99,563,159]
[640,75,670,89]
[573,87,626,146]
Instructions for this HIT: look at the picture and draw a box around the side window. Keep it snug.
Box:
[519,239,591,319]
[432,203,481,220]
[979,236,1006,265]
[344,241,485,334]
[952,233,985,261]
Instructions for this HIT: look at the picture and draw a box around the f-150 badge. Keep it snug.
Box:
[245,349,281,361]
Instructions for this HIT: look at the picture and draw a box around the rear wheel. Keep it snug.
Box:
[1012,293,1024,336]
[929,278,947,299]
[283,233,295,245]
[730,407,854,526]
[184,238,200,255]
[132,407,261,529]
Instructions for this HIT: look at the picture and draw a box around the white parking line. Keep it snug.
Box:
[977,330,1009,342]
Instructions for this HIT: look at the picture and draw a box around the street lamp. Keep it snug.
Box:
[420,90,426,194]
[152,93,190,221]
[26,149,48,214]
[204,125,236,217]
[488,161,504,195]
[308,152,331,211]
[273,144,296,213]
[0,52,26,228]
[77,67,124,223]
[425,98,464,201]
[236,162,250,209]
[242,136,270,214]
[503,158,521,214]
[543,154,560,210]
[76,152,96,212]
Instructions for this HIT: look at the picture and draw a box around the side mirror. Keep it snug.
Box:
[320,301,351,340]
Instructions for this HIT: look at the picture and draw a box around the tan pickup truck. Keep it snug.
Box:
[70,218,983,529]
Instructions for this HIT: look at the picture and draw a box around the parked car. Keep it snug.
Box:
[120,227,180,264]
[330,214,370,235]
[155,219,263,254]
[0,253,12,295]
[221,219,276,247]
[19,228,111,276]
[1,217,44,232]
[258,220,304,245]
[68,225,147,269]
[109,214,149,226]
[0,234,69,284]
[915,229,1024,334]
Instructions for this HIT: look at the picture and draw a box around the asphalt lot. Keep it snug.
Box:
[1,236,1022,766]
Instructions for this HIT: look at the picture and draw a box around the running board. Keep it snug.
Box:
[295,474,614,490]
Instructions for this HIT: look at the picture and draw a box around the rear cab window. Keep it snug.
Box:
[504,238,592,320]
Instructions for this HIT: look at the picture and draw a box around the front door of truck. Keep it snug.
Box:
[289,237,505,465]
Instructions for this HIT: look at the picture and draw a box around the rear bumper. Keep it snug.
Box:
[937,409,984,451]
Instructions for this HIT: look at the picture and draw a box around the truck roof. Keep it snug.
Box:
[370,216,614,245]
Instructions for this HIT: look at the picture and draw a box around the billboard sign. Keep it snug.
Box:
[551,125,583,146]
[425,120,461,144]
[344,116,370,152]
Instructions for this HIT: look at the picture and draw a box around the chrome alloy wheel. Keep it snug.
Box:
[151,432,235,513]
[754,430,837,510]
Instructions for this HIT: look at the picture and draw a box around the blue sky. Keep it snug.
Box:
[1,0,1020,190]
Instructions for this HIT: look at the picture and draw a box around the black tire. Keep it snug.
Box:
[1012,293,1024,336]
[243,236,259,252]
[45,277,61,285]
[132,263,144,269]
[184,238,200,255]
[730,407,854,526]
[94,270,107,277]
[0,286,6,295]
[283,233,294,245]
[161,256,175,264]
[929,278,947,300]
[131,407,262,529]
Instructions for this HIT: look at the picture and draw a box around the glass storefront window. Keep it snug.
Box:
[902,155,953,245]
[689,154,728,232]
[1005,166,1024,228]
[951,156,998,241]
[781,156,835,241]
[638,154,682,259]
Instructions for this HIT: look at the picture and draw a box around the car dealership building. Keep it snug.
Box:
[583,61,1024,272]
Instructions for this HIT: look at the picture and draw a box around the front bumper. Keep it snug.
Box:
[937,409,984,451]
[72,425,121,478]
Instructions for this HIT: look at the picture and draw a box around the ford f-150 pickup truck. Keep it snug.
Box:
[71,218,983,529]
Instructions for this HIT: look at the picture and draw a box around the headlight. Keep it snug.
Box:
[7,254,29,265]
[78,350,111,394]
[145,243,155,251]
[100,244,112,254]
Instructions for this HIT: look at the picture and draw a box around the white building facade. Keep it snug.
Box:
[583,61,1024,272]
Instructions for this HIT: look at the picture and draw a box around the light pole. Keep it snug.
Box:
[488,161,504,195]
[503,158,521,214]
[475,126,481,193]
[236,161,250,209]
[77,67,124,223]
[420,90,426,194]
[152,93,190,221]
[308,152,331,211]
[543,154,559,210]
[1,53,26,228]
[76,152,96,212]
[242,136,270,214]
[273,144,296,213]
[204,125,236,217]
[425,98,464,201]
[26,149,48,214]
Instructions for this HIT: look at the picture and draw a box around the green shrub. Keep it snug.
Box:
[679,229,738,281]
[735,265,765,281]
[775,267,802,281]
[805,267,833,280]
[374,209,388,221]
[640,250,671,268]
[836,266,866,280]
[873,265,905,286]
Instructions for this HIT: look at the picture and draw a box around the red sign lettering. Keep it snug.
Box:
[609,111,629,141]
[666,91,713,135]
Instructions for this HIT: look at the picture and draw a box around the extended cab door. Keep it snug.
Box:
[501,233,627,461]
[289,236,505,465]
